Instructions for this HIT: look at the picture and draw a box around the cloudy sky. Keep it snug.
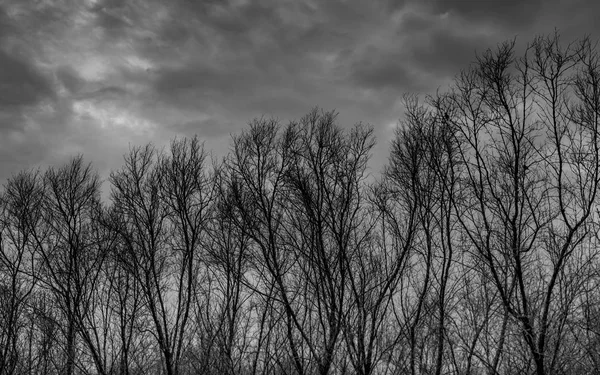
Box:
[0,0,598,185]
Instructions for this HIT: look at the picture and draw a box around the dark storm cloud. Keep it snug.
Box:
[155,65,251,99]
[0,5,58,171]
[409,30,487,78]
[90,0,130,32]
[426,0,544,29]
[55,66,84,94]
[0,4,55,113]
[341,5,487,93]
[147,0,369,131]
[181,0,280,38]
[0,5,12,35]
[0,49,54,110]
[345,49,416,91]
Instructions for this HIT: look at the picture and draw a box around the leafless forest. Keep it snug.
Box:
[2,34,600,375]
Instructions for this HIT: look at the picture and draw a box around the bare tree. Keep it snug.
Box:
[225,116,306,374]
[109,136,213,375]
[24,157,104,375]
[380,93,465,375]
[439,34,600,375]
[0,171,43,375]
[283,109,376,375]
[102,215,148,375]
[199,167,255,374]
[225,110,378,374]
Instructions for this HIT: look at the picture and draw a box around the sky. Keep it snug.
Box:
[1,0,599,186]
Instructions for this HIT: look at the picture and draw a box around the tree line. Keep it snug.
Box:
[2,33,600,375]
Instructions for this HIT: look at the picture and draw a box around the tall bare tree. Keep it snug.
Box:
[110,137,213,375]
[27,157,103,375]
[0,171,43,375]
[439,34,600,375]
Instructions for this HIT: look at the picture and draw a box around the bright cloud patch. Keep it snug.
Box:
[72,100,155,132]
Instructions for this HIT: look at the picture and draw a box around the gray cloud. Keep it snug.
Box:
[409,29,488,78]
[0,0,599,185]
[170,117,237,139]
[55,66,84,94]
[0,49,54,110]
[0,6,12,35]
[425,0,544,29]
[345,49,417,92]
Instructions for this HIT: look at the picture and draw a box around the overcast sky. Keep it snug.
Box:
[1,0,599,185]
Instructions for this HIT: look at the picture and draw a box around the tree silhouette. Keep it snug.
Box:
[0,33,599,375]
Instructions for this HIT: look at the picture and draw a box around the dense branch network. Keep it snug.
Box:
[1,34,600,375]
